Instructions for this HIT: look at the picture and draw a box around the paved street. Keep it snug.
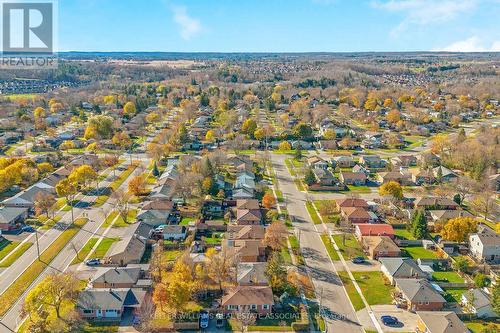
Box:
[271,153,364,333]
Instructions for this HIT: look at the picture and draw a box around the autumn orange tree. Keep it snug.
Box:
[262,192,276,209]
[128,175,146,196]
[379,181,403,200]
[264,221,288,251]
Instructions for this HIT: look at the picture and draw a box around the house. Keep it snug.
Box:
[461,288,497,318]
[226,225,266,241]
[90,267,151,289]
[235,175,256,192]
[340,171,367,186]
[291,140,314,150]
[433,166,458,182]
[416,311,468,333]
[359,155,386,169]
[163,225,187,241]
[106,233,146,266]
[236,209,262,225]
[307,156,329,170]
[380,257,428,284]
[336,198,369,210]
[236,199,260,210]
[202,200,226,218]
[312,169,339,186]
[2,184,53,208]
[378,171,412,185]
[331,155,355,168]
[340,206,373,224]
[225,239,266,262]
[0,207,28,231]
[232,188,254,199]
[429,210,473,223]
[317,140,337,150]
[362,236,401,259]
[355,224,395,240]
[391,155,417,167]
[469,225,500,263]
[395,278,446,311]
[77,288,148,321]
[412,169,435,185]
[415,197,459,210]
[352,164,368,174]
[237,262,268,286]
[221,286,274,314]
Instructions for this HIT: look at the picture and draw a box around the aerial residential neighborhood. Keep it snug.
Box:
[0,1,499,333]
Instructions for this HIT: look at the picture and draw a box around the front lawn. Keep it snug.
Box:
[402,246,438,259]
[443,288,467,303]
[112,209,138,227]
[432,271,464,283]
[465,321,500,333]
[289,235,304,265]
[179,216,196,225]
[89,237,120,259]
[332,234,365,259]
[352,271,394,306]
[163,249,182,262]
[0,240,21,261]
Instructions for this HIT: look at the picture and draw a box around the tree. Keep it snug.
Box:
[411,210,428,239]
[453,193,462,206]
[453,256,470,274]
[22,272,80,331]
[37,162,54,175]
[112,189,131,224]
[471,191,495,221]
[149,240,164,283]
[56,178,77,223]
[206,248,234,292]
[441,217,477,242]
[324,129,336,140]
[205,129,216,142]
[474,273,487,288]
[241,119,257,137]
[264,221,288,251]
[262,192,276,210]
[34,192,56,218]
[165,262,196,314]
[128,175,146,196]
[84,115,114,140]
[123,101,136,116]
[293,123,313,139]
[69,165,97,190]
[152,283,168,313]
[379,181,403,200]
[152,161,160,177]
[387,109,401,124]
[304,168,316,186]
[278,141,291,151]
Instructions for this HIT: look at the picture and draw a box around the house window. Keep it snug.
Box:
[83,310,92,314]
[262,304,270,310]
[251,304,257,310]
[228,305,238,310]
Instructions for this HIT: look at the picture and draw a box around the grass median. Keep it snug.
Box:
[305,201,322,224]
[0,242,33,268]
[320,234,340,261]
[0,218,87,316]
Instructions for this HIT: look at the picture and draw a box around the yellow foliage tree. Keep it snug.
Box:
[441,217,477,242]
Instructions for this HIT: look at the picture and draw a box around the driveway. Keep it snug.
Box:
[356,305,419,332]
[335,259,381,272]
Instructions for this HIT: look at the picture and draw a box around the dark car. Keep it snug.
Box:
[381,315,398,326]
[21,226,35,233]
[351,256,365,264]
[199,310,209,329]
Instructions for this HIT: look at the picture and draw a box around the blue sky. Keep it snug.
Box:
[58,0,500,52]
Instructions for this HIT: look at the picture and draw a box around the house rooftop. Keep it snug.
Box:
[416,311,468,333]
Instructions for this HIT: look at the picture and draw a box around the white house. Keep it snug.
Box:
[469,225,500,263]
[461,289,497,318]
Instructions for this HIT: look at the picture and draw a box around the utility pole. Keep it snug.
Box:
[35,228,40,261]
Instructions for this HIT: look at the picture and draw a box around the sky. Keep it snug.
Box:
[57,0,500,52]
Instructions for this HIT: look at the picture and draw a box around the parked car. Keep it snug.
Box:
[216,313,224,328]
[381,315,398,326]
[21,226,35,233]
[200,310,209,329]
[351,256,365,264]
[85,258,101,266]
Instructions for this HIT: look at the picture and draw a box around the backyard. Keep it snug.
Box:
[332,234,365,259]
[401,246,438,259]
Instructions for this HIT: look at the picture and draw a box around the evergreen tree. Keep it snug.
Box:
[304,168,316,186]
[411,210,428,239]
[453,193,461,206]
[492,280,500,316]
[152,161,160,178]
[294,146,303,160]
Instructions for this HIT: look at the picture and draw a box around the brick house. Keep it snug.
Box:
[361,236,401,259]
[355,223,395,240]
[395,279,446,311]
[221,286,274,315]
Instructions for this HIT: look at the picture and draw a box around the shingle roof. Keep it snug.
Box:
[91,267,141,285]
[0,207,28,224]
[395,278,445,303]
[222,286,274,306]
[77,288,146,310]
[380,258,427,278]
[237,262,268,285]
[416,311,468,333]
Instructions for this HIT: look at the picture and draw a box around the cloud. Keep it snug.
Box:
[372,0,478,35]
[436,36,500,52]
[172,6,202,40]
